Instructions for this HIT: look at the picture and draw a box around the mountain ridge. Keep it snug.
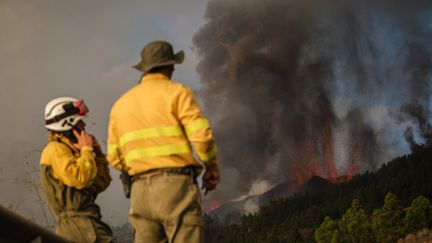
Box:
[209,173,348,221]
[205,147,432,242]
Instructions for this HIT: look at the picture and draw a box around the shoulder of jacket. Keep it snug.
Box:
[40,141,71,165]
[45,140,71,153]
[170,80,193,94]
[111,87,138,112]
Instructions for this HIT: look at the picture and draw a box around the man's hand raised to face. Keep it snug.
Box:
[73,130,94,150]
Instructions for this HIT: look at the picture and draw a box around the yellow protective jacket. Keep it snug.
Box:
[40,133,113,242]
[40,133,111,192]
[107,73,218,175]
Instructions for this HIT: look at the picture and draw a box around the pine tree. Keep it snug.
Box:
[330,230,341,243]
[315,216,338,243]
[371,192,405,242]
[404,195,432,234]
[338,199,374,243]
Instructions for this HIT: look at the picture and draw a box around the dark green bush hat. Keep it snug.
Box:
[133,40,184,72]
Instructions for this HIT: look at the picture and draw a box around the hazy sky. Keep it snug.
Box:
[0,0,208,225]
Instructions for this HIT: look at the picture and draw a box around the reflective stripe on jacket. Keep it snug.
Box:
[107,73,218,175]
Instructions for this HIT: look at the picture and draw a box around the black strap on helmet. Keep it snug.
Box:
[45,103,80,125]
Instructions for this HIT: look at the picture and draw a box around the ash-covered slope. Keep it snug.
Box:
[209,175,337,221]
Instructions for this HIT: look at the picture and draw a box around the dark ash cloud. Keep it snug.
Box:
[193,0,432,204]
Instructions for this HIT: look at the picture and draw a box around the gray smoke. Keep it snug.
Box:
[193,0,432,205]
[401,103,432,150]
[400,19,432,150]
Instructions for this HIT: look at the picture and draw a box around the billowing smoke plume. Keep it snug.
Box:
[401,103,432,151]
[193,0,432,205]
[399,19,432,151]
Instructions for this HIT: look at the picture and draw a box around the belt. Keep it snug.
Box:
[132,165,198,183]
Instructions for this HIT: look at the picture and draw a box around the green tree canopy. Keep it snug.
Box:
[315,216,338,243]
[338,199,374,243]
[371,192,405,243]
[404,196,432,233]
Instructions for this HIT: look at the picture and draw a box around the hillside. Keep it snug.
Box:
[209,175,332,223]
[204,147,432,242]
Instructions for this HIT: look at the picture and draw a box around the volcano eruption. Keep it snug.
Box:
[193,0,432,205]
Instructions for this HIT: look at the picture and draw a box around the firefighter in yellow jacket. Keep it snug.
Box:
[107,40,220,243]
[40,97,113,242]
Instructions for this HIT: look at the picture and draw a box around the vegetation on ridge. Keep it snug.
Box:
[204,148,432,242]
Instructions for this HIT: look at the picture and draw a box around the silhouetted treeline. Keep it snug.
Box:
[204,147,432,242]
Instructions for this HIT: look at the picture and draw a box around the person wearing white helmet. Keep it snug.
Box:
[40,97,113,242]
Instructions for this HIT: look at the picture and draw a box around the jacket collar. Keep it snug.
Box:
[141,73,170,82]
[48,132,79,154]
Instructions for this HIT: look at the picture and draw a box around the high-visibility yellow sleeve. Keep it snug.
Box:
[106,112,124,171]
[40,142,97,189]
[176,86,219,168]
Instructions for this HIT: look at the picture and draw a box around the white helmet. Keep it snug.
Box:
[44,97,89,132]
